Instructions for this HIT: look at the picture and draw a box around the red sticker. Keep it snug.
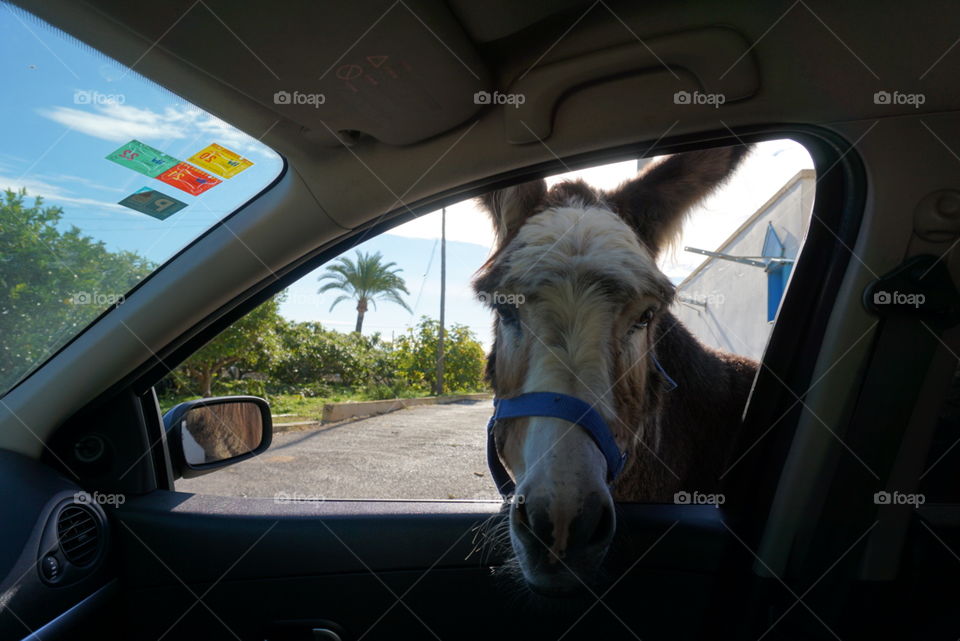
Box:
[156,162,221,196]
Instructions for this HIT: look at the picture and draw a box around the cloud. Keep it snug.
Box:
[191,113,272,155]
[0,152,31,169]
[386,199,496,249]
[37,105,185,143]
[0,173,128,212]
[36,101,278,157]
[35,172,127,194]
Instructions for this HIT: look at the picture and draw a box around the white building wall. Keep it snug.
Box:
[671,170,816,361]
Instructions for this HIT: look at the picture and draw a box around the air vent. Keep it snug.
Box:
[57,505,101,566]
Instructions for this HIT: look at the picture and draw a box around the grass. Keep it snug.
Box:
[159,387,487,421]
[160,390,376,418]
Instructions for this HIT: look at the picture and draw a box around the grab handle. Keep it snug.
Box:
[504,26,759,143]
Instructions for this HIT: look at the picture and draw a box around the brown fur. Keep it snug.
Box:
[186,403,263,462]
[612,313,757,500]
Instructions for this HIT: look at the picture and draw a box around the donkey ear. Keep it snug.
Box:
[477,179,547,245]
[606,145,752,256]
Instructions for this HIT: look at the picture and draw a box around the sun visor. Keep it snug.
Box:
[79,0,491,146]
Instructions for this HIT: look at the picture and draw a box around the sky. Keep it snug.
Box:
[1,5,813,352]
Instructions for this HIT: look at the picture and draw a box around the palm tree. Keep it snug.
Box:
[318,251,412,333]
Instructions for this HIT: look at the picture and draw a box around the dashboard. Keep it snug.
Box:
[0,450,118,640]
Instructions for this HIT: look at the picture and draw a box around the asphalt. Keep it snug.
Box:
[176,399,502,500]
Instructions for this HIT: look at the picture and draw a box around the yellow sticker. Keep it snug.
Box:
[187,143,253,179]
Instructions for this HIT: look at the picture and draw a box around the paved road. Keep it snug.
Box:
[177,400,501,500]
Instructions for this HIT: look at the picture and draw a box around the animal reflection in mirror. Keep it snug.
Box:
[474,145,759,596]
[181,402,264,465]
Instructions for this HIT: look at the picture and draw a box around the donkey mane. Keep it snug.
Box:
[475,145,758,502]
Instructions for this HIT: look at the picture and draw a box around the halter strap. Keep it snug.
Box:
[653,354,678,391]
[486,392,625,496]
[486,356,677,496]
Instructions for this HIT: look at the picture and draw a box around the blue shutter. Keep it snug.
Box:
[764,224,786,322]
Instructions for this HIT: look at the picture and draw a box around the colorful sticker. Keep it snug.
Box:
[118,187,187,220]
[156,162,222,196]
[187,143,253,179]
[105,140,179,178]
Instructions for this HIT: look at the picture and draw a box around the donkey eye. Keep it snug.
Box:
[631,307,656,332]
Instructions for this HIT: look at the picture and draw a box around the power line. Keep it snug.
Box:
[410,237,439,317]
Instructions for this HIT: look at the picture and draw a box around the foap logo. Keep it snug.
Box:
[683,292,726,306]
[873,290,925,308]
[73,90,125,105]
[477,291,525,307]
[473,90,526,108]
[274,491,326,504]
[282,293,324,307]
[874,490,925,506]
[273,90,326,108]
[75,491,126,506]
[673,90,726,108]
[674,490,726,506]
[873,90,925,108]
[70,291,125,307]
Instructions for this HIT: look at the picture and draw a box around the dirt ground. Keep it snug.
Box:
[176,399,502,501]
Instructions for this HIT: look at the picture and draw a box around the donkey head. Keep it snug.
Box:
[474,146,749,595]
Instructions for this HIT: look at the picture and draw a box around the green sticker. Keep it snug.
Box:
[106,140,179,178]
[118,187,187,220]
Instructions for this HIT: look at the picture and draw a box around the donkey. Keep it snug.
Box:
[473,145,758,595]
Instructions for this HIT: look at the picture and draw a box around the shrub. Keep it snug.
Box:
[164,310,488,402]
[392,317,487,393]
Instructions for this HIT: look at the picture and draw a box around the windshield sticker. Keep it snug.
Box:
[106,140,180,177]
[118,187,188,220]
[156,162,222,196]
[187,143,254,178]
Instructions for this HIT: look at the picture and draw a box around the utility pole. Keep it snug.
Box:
[435,207,446,396]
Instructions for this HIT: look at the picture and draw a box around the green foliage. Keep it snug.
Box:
[215,377,266,398]
[0,189,154,392]
[165,312,488,400]
[392,317,487,393]
[269,320,383,388]
[0,188,486,404]
[174,295,286,396]
[318,250,412,333]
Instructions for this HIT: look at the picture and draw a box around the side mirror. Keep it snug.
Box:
[163,396,272,479]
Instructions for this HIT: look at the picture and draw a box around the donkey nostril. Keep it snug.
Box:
[588,501,615,546]
[514,498,556,548]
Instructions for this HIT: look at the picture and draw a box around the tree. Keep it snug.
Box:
[269,320,385,389]
[175,296,285,396]
[0,189,154,392]
[393,317,487,393]
[318,250,412,333]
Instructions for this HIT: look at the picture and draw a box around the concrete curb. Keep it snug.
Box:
[321,393,492,423]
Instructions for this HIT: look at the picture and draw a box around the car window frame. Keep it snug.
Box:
[98,125,866,507]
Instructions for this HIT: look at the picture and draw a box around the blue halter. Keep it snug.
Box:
[486,358,678,496]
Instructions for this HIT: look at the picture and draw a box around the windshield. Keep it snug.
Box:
[0,6,283,396]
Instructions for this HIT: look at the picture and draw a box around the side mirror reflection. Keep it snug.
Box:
[162,396,272,478]
[181,401,265,465]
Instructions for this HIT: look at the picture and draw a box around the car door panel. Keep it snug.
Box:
[115,493,732,640]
